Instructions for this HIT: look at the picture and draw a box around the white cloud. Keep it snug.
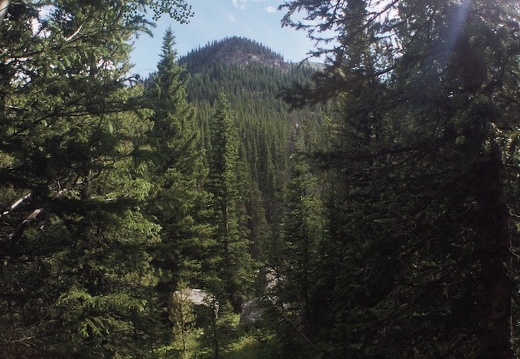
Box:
[232,0,247,9]
[266,6,277,13]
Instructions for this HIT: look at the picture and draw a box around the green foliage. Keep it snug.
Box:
[11,0,520,357]
[180,40,331,288]
[279,0,520,357]
[0,1,192,357]
[168,286,199,358]
[138,28,215,355]
[143,27,211,286]
[222,333,283,359]
[206,94,255,311]
[180,37,325,201]
[181,37,287,73]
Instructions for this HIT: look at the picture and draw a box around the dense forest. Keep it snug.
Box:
[0,0,519,358]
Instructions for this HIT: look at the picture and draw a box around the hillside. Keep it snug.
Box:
[3,3,518,359]
[180,37,329,219]
[180,36,292,73]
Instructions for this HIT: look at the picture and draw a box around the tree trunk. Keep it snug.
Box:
[473,147,513,359]
[211,302,220,359]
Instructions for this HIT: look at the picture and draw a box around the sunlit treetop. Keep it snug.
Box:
[279,0,520,65]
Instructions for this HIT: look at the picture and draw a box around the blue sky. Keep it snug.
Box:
[129,0,315,76]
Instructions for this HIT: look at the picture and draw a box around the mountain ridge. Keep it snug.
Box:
[179,36,297,72]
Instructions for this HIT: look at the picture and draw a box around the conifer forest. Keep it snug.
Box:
[1,1,520,358]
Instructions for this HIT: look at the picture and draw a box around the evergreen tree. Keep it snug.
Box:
[147,27,198,174]
[144,27,211,288]
[167,284,198,358]
[142,27,213,350]
[0,1,191,357]
[274,150,327,356]
[206,94,255,312]
[281,0,520,357]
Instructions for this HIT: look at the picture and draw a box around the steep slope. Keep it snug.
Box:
[180,36,329,257]
[181,36,325,202]
[180,36,291,72]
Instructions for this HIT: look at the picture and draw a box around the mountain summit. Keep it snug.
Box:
[180,36,291,72]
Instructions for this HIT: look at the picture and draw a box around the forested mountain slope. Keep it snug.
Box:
[3,1,516,357]
[180,37,327,216]
[181,36,289,72]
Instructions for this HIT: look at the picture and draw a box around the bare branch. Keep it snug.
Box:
[64,24,83,42]
[7,208,43,241]
[1,192,32,219]
[0,0,10,23]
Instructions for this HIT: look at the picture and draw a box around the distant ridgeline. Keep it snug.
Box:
[180,36,290,73]
[178,36,318,104]
[179,36,329,222]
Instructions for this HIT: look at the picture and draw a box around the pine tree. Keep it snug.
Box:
[281,0,520,357]
[276,151,327,356]
[206,94,255,312]
[168,283,198,358]
[0,1,192,357]
[141,28,214,351]
[144,27,212,286]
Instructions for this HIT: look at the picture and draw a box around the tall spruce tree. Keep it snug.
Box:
[145,27,212,288]
[0,1,192,357]
[281,0,520,357]
[278,151,326,352]
[142,28,213,349]
[206,94,255,312]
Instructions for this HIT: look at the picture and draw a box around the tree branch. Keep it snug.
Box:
[0,0,10,23]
